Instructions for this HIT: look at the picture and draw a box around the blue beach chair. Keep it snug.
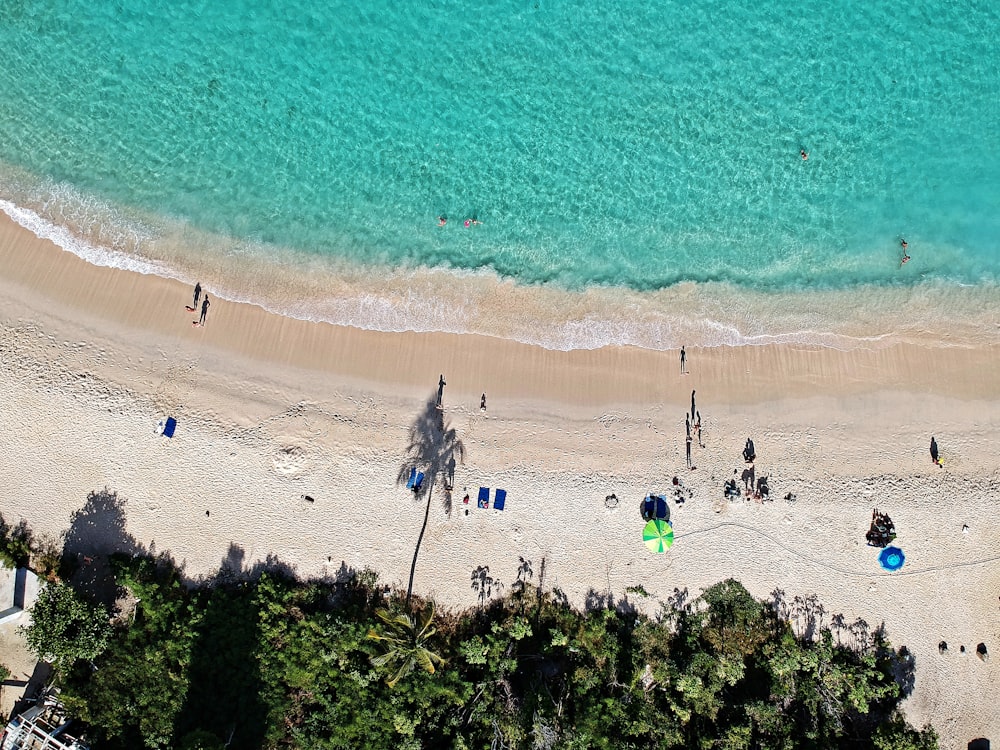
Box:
[406,467,417,489]
[478,487,490,509]
[494,489,506,511]
[412,472,425,492]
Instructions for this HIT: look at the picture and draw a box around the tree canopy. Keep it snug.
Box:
[36,556,936,750]
[21,581,111,668]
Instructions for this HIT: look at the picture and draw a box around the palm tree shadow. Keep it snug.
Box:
[399,394,466,604]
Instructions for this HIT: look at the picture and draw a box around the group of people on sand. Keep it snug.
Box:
[723,438,772,502]
[684,390,704,470]
[866,508,896,547]
[187,282,210,326]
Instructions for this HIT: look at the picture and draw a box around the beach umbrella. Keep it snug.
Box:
[643,519,674,553]
[878,546,905,571]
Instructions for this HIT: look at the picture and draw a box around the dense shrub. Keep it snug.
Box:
[44,558,934,750]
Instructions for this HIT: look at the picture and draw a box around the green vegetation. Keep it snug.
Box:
[0,512,32,569]
[31,555,935,750]
[367,603,445,687]
[21,582,111,668]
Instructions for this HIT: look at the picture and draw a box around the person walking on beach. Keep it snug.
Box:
[198,295,210,326]
[930,436,942,467]
[680,346,687,375]
[685,415,691,439]
[696,410,704,448]
[685,434,693,469]
[480,393,487,411]
[691,390,697,421]
[436,374,446,408]
[192,282,202,309]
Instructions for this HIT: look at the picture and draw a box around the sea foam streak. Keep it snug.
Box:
[2,192,999,353]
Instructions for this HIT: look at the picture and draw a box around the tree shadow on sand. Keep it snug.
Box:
[60,488,146,610]
[471,565,502,607]
[398,393,465,604]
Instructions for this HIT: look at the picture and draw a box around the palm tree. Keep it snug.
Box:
[367,603,445,687]
[398,395,466,603]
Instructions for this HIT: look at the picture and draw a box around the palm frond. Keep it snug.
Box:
[387,655,416,688]
[370,651,398,669]
[417,603,435,636]
[415,648,444,675]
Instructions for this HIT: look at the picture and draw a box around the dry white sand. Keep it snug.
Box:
[0,214,997,746]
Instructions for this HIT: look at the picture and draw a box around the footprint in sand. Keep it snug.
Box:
[272,445,310,476]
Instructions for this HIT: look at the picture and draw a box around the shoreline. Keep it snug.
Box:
[1,212,998,745]
[5,198,1000,355]
[3,212,1000,409]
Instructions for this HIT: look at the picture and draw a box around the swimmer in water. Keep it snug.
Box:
[800,149,808,161]
[464,219,471,228]
[899,238,910,266]
[437,216,447,227]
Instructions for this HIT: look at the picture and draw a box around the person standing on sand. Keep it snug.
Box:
[685,415,691,439]
[691,390,696,421]
[930,436,941,467]
[685,434,693,469]
[436,374,446,408]
[696,410,704,448]
[199,295,210,326]
[680,346,686,374]
[480,393,487,411]
[193,282,202,309]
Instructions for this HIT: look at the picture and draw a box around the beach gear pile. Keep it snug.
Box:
[866,508,896,548]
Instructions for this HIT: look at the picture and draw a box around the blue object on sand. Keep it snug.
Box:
[162,417,177,438]
[494,489,506,510]
[478,487,490,509]
[878,546,905,571]
[641,494,669,522]
[406,467,416,489]
[412,472,424,492]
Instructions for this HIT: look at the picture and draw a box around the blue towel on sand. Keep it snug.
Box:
[494,489,506,510]
[413,472,424,492]
[406,467,416,488]
[478,487,490,509]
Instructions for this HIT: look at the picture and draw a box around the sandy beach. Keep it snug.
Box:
[0,213,997,746]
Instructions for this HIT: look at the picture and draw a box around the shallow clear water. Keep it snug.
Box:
[1,0,998,348]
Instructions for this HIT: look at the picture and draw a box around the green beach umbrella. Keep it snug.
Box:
[643,519,674,553]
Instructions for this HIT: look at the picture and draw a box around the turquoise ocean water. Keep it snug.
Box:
[1,0,998,349]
